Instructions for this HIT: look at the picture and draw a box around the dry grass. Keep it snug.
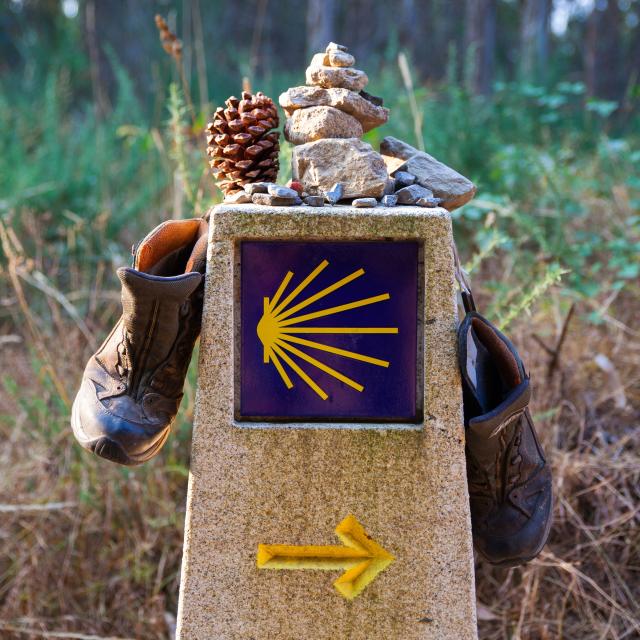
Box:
[0,205,639,640]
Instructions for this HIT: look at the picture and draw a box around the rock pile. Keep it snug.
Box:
[380,137,476,210]
[219,42,478,211]
[280,43,390,200]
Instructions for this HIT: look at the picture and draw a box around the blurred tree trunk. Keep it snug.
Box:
[585,0,624,101]
[400,0,419,52]
[464,0,496,94]
[83,0,111,118]
[519,0,551,82]
[307,0,336,56]
[80,0,157,114]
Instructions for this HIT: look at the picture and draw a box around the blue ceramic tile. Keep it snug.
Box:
[239,241,419,421]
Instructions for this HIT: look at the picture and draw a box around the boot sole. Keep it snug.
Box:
[71,400,171,466]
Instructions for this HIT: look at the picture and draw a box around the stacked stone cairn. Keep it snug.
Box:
[223,41,477,210]
[280,42,390,207]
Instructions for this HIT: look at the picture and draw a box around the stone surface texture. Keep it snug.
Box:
[382,154,406,175]
[284,105,363,145]
[328,50,355,67]
[279,86,389,132]
[396,184,434,204]
[224,190,251,204]
[303,195,324,207]
[251,193,301,206]
[306,64,369,91]
[381,136,476,210]
[380,136,423,160]
[292,138,388,199]
[352,197,378,207]
[176,204,478,640]
[326,41,348,52]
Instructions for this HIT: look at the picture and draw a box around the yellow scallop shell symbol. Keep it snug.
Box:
[256,259,398,400]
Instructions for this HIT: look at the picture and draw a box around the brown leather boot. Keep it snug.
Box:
[71,218,208,466]
[459,311,552,566]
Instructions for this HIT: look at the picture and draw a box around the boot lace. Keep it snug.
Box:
[507,429,523,489]
[115,332,131,382]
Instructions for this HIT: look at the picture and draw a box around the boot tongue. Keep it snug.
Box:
[117,268,202,346]
[116,268,203,384]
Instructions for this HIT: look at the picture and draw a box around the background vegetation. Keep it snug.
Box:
[0,1,639,638]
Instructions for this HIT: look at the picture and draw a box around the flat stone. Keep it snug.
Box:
[394,171,416,187]
[328,50,355,67]
[284,106,363,145]
[381,136,477,210]
[303,195,324,207]
[177,203,478,639]
[326,41,348,52]
[292,138,388,199]
[244,182,274,195]
[268,184,299,198]
[224,190,252,204]
[352,197,377,208]
[417,196,442,208]
[381,194,398,206]
[279,86,389,133]
[380,136,421,160]
[395,184,434,205]
[252,193,301,206]
[324,182,344,204]
[306,65,368,92]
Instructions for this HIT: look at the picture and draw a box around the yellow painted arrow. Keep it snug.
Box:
[256,514,395,600]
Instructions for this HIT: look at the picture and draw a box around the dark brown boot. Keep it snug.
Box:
[459,311,552,566]
[71,218,208,466]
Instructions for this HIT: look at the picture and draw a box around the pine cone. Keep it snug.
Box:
[206,91,280,194]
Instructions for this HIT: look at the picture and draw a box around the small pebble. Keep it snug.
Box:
[352,197,377,208]
[288,180,304,195]
[381,194,398,207]
[268,184,299,198]
[304,195,325,207]
[324,182,344,204]
[244,182,273,195]
[394,171,416,188]
[252,193,301,206]
[224,190,252,204]
[416,196,442,208]
[326,42,348,53]
[383,177,396,195]
[328,50,355,67]
[395,184,434,204]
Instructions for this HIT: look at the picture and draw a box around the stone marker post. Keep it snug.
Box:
[176,203,478,640]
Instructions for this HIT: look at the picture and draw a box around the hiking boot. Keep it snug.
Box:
[71,218,208,466]
[459,311,552,566]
